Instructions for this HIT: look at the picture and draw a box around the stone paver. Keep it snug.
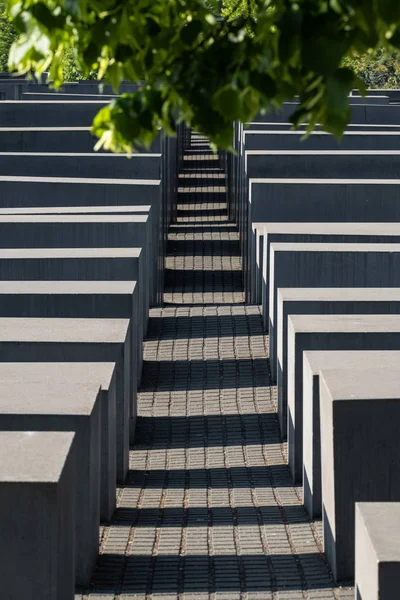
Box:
[82,136,354,598]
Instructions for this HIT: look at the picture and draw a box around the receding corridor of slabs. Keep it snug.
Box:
[85,134,354,599]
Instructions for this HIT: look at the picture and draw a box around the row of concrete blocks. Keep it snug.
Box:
[227,111,400,302]
[0,93,181,598]
[227,114,400,597]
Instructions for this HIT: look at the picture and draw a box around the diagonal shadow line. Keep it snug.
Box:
[124,465,294,488]
[164,270,244,294]
[145,314,263,340]
[111,504,313,527]
[139,358,269,391]
[167,239,241,257]
[134,413,278,448]
[89,553,343,594]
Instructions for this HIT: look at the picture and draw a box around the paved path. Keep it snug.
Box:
[84,135,353,599]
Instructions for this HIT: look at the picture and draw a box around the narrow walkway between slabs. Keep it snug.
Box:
[86,133,353,600]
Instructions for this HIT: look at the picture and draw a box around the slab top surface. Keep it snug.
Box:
[271,242,400,252]
[357,503,400,561]
[0,431,75,483]
[264,223,400,235]
[0,247,142,258]
[278,288,400,302]
[0,175,161,185]
[321,366,400,401]
[304,350,400,374]
[0,214,149,223]
[0,280,136,294]
[0,362,115,389]
[289,313,400,334]
[0,380,101,415]
[0,317,130,342]
[0,205,151,215]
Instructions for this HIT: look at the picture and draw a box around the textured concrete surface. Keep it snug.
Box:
[320,368,400,582]
[0,431,76,600]
[355,502,400,600]
[76,135,354,598]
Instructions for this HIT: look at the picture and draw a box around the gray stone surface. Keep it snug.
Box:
[0,246,146,337]
[275,287,400,442]
[0,127,163,153]
[246,150,400,179]
[0,317,131,484]
[243,130,400,150]
[0,101,108,127]
[0,175,161,208]
[0,382,102,586]
[0,280,141,398]
[0,361,117,521]
[0,431,76,600]
[287,314,400,485]
[0,205,151,214]
[302,350,400,518]
[355,502,400,600]
[320,368,400,582]
[250,179,400,225]
[269,242,400,396]
[259,222,400,322]
[0,213,153,314]
[0,152,161,179]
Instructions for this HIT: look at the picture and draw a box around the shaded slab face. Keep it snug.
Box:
[0,361,117,521]
[286,314,400,485]
[260,222,400,332]
[0,176,161,208]
[0,431,76,600]
[0,128,162,153]
[301,350,400,519]
[0,381,102,587]
[0,317,131,485]
[269,242,400,394]
[320,368,400,582]
[246,151,400,180]
[0,153,161,179]
[356,502,400,600]
[275,288,400,449]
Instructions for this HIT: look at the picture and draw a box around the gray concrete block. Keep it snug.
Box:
[0,101,108,127]
[256,222,400,315]
[0,361,117,522]
[0,431,76,599]
[243,130,400,150]
[250,179,400,225]
[0,213,153,314]
[276,288,400,466]
[0,175,161,208]
[0,205,151,214]
[0,128,163,153]
[320,367,400,581]
[0,152,161,179]
[355,502,400,600]
[269,242,400,395]
[246,150,400,179]
[0,280,141,400]
[0,382,102,586]
[287,314,400,485]
[0,246,146,344]
[264,102,400,124]
[0,317,131,485]
[301,349,400,518]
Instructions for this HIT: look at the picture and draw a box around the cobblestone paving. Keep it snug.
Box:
[83,136,354,599]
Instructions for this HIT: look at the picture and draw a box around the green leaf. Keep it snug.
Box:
[180,20,203,46]
[213,86,241,119]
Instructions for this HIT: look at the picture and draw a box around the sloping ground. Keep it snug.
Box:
[84,135,353,599]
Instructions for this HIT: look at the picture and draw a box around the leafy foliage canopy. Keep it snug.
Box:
[6,0,400,151]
